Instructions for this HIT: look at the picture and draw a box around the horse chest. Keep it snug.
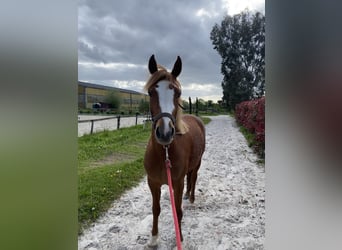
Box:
[144,148,187,183]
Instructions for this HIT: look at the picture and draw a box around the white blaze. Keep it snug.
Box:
[155,80,175,134]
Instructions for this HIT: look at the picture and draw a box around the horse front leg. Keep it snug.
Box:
[147,177,161,247]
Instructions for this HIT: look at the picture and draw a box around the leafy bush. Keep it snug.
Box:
[235,97,265,158]
[104,91,121,109]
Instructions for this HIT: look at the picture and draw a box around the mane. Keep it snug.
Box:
[144,65,189,135]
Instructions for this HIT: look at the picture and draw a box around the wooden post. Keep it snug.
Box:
[196,97,199,116]
[90,120,94,134]
[117,115,121,129]
[189,97,192,114]
[130,93,132,114]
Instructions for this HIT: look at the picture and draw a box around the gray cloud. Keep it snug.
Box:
[78,0,264,101]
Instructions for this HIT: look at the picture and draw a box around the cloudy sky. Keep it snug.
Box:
[78,0,264,102]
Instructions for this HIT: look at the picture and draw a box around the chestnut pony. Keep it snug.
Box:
[144,55,205,246]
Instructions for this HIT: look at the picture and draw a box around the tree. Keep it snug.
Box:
[181,100,189,111]
[197,98,207,111]
[104,90,121,109]
[210,10,265,111]
[138,99,149,113]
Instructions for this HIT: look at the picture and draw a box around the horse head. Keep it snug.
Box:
[146,54,182,146]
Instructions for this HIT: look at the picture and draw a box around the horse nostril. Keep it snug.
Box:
[165,126,175,139]
[156,126,161,138]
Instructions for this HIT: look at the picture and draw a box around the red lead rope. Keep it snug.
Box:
[164,146,182,250]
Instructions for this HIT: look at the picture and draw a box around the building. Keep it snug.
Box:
[78,81,149,112]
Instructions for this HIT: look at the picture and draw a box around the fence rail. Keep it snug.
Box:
[78,114,151,136]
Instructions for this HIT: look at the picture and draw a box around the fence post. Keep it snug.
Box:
[135,113,138,125]
[189,97,192,114]
[117,115,121,129]
[90,120,94,134]
[196,97,199,116]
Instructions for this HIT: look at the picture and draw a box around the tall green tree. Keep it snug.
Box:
[210,10,265,110]
[104,90,121,109]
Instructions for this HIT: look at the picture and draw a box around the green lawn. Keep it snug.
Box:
[78,125,150,234]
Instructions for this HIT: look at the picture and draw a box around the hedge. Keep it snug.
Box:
[235,97,265,158]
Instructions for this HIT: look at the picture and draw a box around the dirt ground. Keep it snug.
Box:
[78,115,265,250]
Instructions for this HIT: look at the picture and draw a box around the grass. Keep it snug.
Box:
[78,125,150,170]
[78,124,150,234]
[239,126,255,148]
[78,159,146,233]
[78,116,211,234]
[200,116,211,125]
[239,126,265,164]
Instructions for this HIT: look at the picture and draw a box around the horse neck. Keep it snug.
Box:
[147,137,165,163]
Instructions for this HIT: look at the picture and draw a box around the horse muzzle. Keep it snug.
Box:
[152,112,176,146]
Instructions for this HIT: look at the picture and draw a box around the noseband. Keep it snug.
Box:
[152,112,176,129]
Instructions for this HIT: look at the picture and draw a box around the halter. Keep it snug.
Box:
[151,112,176,129]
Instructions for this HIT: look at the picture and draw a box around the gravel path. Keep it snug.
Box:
[78,115,265,250]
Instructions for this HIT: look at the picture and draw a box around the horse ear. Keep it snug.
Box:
[148,54,158,74]
[171,56,182,78]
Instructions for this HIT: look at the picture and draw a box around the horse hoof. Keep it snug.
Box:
[146,235,158,248]
[183,193,189,200]
[190,196,195,203]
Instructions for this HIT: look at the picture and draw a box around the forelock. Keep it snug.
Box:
[144,65,181,92]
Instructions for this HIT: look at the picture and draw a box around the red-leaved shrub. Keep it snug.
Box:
[235,97,265,158]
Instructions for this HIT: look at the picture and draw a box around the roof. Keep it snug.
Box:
[78,81,147,96]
